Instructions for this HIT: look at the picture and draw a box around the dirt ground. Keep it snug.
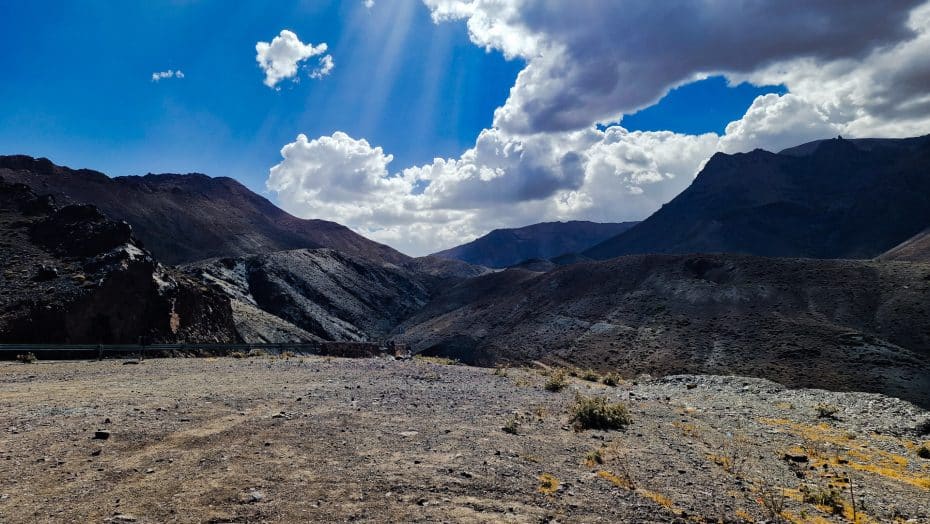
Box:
[1,356,929,523]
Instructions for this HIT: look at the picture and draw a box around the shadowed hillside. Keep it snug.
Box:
[0,156,408,265]
[398,253,930,407]
[433,220,637,268]
[585,136,930,260]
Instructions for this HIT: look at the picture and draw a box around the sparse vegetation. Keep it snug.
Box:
[247,348,267,358]
[502,415,520,435]
[602,373,620,387]
[538,473,559,495]
[15,352,37,364]
[230,351,245,359]
[544,368,569,392]
[713,432,752,477]
[580,369,600,382]
[800,483,844,514]
[757,480,787,523]
[569,395,631,431]
[493,365,509,377]
[584,448,604,467]
[815,403,839,419]
[414,354,459,365]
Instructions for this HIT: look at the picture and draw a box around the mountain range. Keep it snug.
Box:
[431,220,637,268]
[2,135,930,405]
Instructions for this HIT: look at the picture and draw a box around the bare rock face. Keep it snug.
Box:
[186,249,433,343]
[0,176,239,344]
[398,253,930,408]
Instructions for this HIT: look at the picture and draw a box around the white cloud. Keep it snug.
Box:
[424,0,926,135]
[256,30,329,88]
[363,0,375,8]
[151,70,184,82]
[266,1,930,256]
[310,54,335,79]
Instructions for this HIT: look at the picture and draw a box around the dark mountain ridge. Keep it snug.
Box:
[432,220,637,268]
[0,155,408,265]
[585,135,930,260]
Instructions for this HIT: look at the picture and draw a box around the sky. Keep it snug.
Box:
[2,1,930,256]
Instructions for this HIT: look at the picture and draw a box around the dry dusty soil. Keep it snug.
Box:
[1,356,929,523]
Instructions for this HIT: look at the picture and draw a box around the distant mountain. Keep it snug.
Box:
[397,253,930,407]
[879,228,930,262]
[0,155,408,265]
[432,221,638,268]
[585,135,930,260]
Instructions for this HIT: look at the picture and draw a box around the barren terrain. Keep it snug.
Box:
[1,356,929,523]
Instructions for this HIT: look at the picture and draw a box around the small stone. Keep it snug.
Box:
[93,430,111,440]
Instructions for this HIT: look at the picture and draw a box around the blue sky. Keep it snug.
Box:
[1,0,778,195]
[4,1,924,255]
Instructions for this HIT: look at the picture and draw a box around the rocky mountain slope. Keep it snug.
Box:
[880,228,930,262]
[433,220,637,268]
[397,253,930,407]
[0,176,238,344]
[186,249,436,343]
[585,135,930,260]
[0,156,407,265]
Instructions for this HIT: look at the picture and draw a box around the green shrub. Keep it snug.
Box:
[800,484,844,514]
[580,369,600,382]
[15,352,37,364]
[602,373,620,387]
[544,369,569,392]
[570,395,631,431]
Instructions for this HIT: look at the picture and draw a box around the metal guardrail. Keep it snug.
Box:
[0,343,324,360]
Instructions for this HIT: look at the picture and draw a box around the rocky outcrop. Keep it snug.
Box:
[186,249,433,343]
[0,176,239,344]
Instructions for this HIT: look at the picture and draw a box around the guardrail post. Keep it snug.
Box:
[97,344,103,361]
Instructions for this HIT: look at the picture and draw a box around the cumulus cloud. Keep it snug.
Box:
[151,70,184,82]
[256,30,329,88]
[424,0,925,135]
[310,54,335,79]
[267,127,719,255]
[363,0,374,8]
[266,1,930,255]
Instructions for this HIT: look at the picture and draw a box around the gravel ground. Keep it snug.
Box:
[0,356,928,523]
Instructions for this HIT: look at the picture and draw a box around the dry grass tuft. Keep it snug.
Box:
[544,369,569,392]
[570,395,631,431]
